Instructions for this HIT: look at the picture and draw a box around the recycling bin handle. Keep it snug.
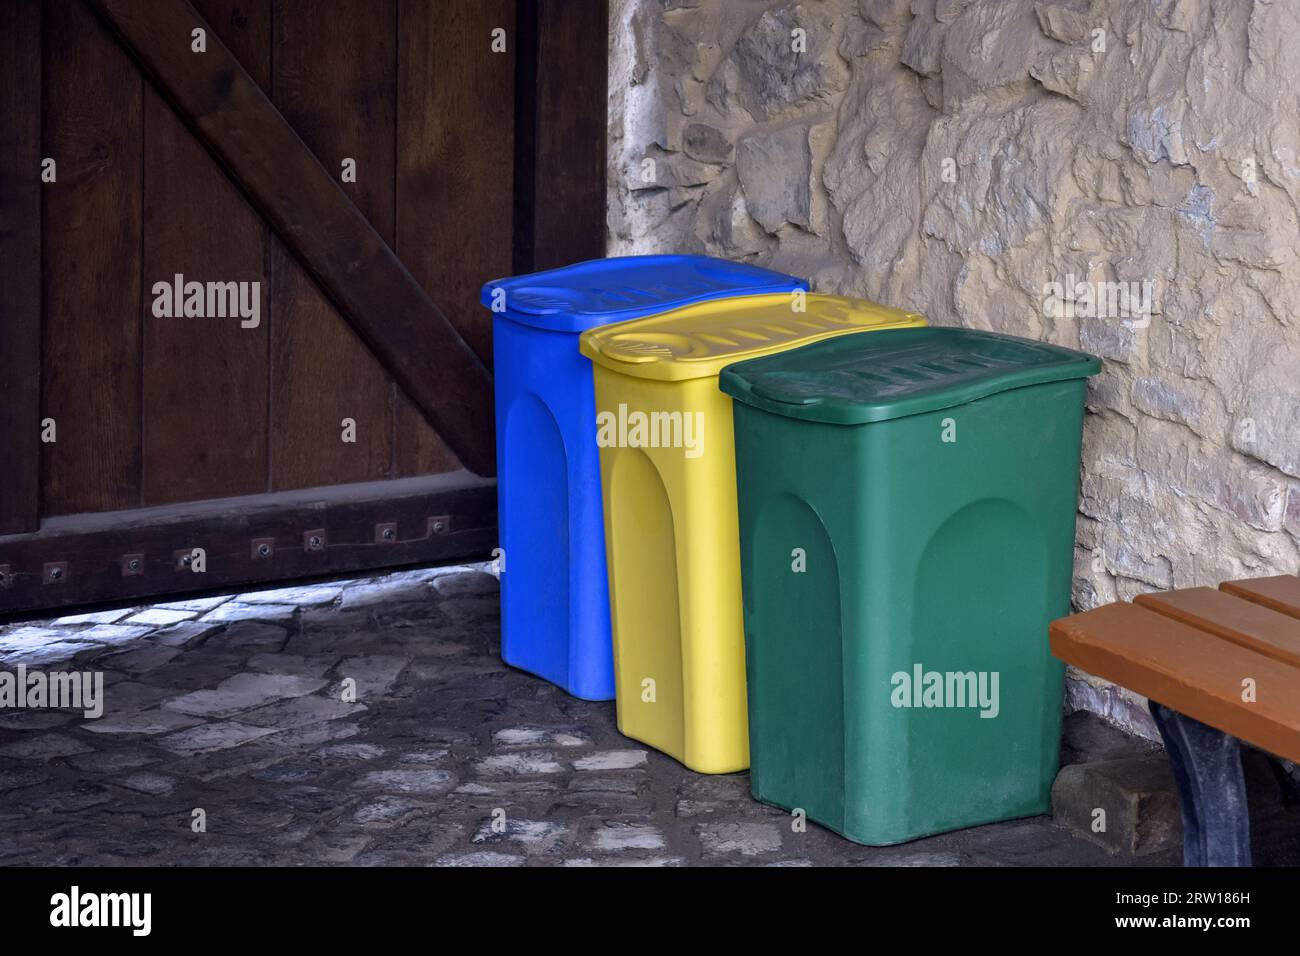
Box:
[583,340,638,364]
[586,335,682,365]
[746,380,820,406]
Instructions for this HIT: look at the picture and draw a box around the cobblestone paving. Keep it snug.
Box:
[0,565,1176,866]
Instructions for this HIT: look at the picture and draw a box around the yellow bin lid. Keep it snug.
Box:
[578,292,927,381]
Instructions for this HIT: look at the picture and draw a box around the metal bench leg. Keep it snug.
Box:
[1148,700,1251,867]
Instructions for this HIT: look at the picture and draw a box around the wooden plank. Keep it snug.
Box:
[270,0,396,490]
[529,0,608,271]
[390,387,461,478]
[0,0,42,534]
[0,473,496,616]
[41,0,143,516]
[1136,587,1300,668]
[511,0,539,276]
[1050,602,1300,763]
[397,0,514,365]
[142,0,270,505]
[86,0,497,476]
[393,0,516,476]
[1221,575,1300,621]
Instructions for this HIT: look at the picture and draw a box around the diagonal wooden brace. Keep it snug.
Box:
[84,0,496,475]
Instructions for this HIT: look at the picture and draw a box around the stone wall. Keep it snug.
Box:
[608,0,1300,736]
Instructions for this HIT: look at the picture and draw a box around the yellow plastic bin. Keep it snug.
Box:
[579,292,926,772]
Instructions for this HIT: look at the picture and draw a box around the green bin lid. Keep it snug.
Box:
[718,327,1101,424]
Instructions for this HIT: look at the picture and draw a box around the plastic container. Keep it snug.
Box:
[482,255,808,699]
[719,326,1101,842]
[579,294,926,769]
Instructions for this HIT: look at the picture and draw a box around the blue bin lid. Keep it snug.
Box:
[481,255,810,332]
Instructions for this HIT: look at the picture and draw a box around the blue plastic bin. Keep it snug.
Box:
[482,255,809,700]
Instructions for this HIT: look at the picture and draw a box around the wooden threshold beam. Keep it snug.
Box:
[0,472,497,617]
[84,0,497,475]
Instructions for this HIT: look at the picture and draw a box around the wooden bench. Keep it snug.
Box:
[1051,574,1300,866]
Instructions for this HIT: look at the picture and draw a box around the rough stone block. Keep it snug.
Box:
[1051,756,1180,856]
[1233,387,1300,479]
[736,124,822,234]
[492,726,591,748]
[200,602,296,623]
[125,607,197,627]
[588,822,666,852]
[682,122,732,163]
[727,6,847,121]
[0,641,96,668]
[155,721,279,755]
[1286,482,1300,537]
[697,820,783,857]
[573,749,648,771]
[83,707,205,736]
[162,673,327,718]
[236,584,342,606]
[52,609,134,626]
[353,769,456,795]
[0,733,94,761]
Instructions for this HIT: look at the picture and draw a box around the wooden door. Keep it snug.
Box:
[0,0,608,616]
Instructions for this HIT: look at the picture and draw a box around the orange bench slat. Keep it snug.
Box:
[1221,575,1300,620]
[1050,602,1300,763]
[1135,587,1300,668]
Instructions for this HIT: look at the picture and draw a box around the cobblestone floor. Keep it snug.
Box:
[0,564,1176,866]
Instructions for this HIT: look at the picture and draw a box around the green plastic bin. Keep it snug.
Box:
[719,327,1101,845]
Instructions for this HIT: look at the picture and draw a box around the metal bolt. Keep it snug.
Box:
[129,559,141,572]
[49,567,63,580]
[258,543,271,557]
[181,554,192,567]
[382,527,395,540]
[309,535,322,550]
